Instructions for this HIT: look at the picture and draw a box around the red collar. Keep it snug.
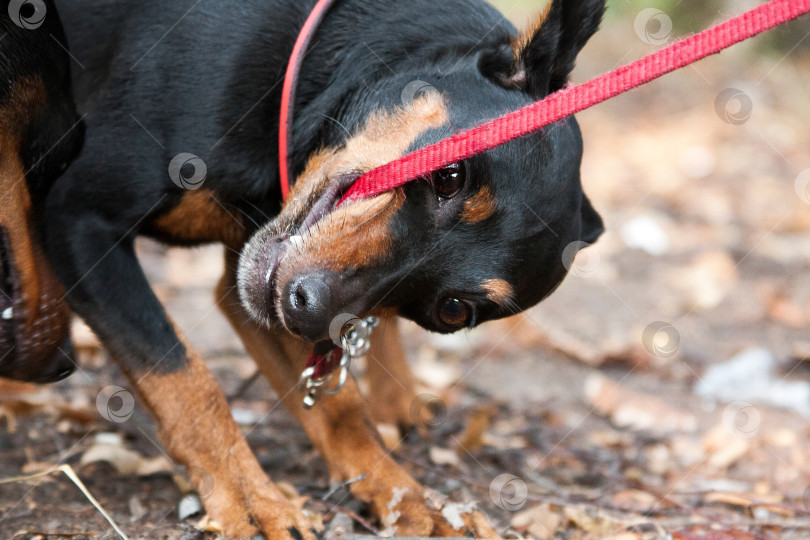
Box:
[278,0,340,201]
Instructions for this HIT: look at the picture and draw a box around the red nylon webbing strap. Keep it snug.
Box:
[340,0,810,203]
[279,0,339,201]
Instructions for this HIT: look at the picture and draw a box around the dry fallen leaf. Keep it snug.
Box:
[429,446,460,467]
[456,404,496,453]
[80,443,173,476]
[376,422,402,451]
[585,374,697,433]
[702,424,750,470]
[511,503,562,540]
[563,505,626,537]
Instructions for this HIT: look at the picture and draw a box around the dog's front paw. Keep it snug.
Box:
[198,484,315,540]
[366,483,500,538]
[185,462,315,540]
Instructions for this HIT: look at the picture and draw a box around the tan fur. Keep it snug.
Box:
[0,78,71,350]
[127,323,313,539]
[0,76,47,134]
[512,4,553,61]
[149,189,247,249]
[365,318,421,430]
[481,278,515,308]
[217,252,498,538]
[276,191,403,293]
[461,185,496,223]
[274,93,448,287]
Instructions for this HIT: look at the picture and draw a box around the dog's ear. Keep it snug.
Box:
[579,193,604,244]
[479,0,606,98]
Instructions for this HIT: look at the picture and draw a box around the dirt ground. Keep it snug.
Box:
[2,3,810,540]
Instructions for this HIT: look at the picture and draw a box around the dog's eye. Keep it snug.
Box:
[431,163,465,199]
[438,297,472,328]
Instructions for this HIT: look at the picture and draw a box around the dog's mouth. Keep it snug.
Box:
[0,226,74,382]
[0,227,21,364]
[260,174,360,322]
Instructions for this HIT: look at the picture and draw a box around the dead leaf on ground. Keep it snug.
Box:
[511,503,562,540]
[585,374,697,433]
[702,424,751,470]
[456,404,496,453]
[79,442,173,476]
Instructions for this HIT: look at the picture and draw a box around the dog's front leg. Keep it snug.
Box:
[364,318,426,435]
[218,252,500,538]
[42,204,312,540]
[134,334,314,540]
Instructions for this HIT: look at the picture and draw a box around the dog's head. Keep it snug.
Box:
[0,2,84,382]
[239,0,606,342]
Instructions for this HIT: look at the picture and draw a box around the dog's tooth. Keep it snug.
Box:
[1,307,11,320]
[289,235,303,248]
[265,267,273,284]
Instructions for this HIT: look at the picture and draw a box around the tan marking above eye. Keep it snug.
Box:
[283,92,449,215]
[272,92,448,279]
[481,278,515,308]
[461,185,496,223]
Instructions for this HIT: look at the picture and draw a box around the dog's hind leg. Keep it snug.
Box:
[43,191,313,540]
[218,251,500,538]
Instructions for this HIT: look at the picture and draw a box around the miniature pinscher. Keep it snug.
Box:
[45,0,605,537]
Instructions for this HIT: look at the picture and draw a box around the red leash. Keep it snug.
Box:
[342,0,810,202]
[281,0,810,203]
[279,0,810,399]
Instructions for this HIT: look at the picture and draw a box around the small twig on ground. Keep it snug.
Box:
[0,464,130,540]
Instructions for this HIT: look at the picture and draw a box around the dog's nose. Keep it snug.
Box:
[282,273,334,341]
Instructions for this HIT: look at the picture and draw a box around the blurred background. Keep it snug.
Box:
[2,1,810,538]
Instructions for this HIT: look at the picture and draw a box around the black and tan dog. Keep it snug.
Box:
[0,0,84,383]
[47,0,605,537]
